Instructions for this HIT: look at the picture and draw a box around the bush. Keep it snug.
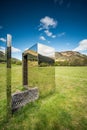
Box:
[39,62,49,67]
[16,61,22,65]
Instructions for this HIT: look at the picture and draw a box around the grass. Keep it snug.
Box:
[0,63,87,130]
[28,66,55,97]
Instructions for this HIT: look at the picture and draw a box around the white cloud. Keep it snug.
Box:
[52,35,56,38]
[82,52,87,55]
[40,36,46,41]
[39,16,57,30]
[0,38,6,43]
[38,43,55,58]
[44,30,56,38]
[12,47,21,53]
[0,46,21,53]
[24,48,29,51]
[58,32,65,37]
[0,46,5,53]
[44,30,52,36]
[38,27,43,31]
[73,39,87,51]
[39,16,57,39]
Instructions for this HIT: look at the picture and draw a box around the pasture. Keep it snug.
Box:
[0,63,87,130]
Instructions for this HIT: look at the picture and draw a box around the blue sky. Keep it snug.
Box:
[0,0,87,60]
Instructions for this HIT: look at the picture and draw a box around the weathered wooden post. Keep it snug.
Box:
[6,34,12,119]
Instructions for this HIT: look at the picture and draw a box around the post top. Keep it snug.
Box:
[7,34,12,47]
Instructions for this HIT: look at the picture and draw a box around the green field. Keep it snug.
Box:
[0,63,87,130]
[28,66,55,97]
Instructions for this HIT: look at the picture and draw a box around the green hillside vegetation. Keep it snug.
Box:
[0,51,6,62]
[11,58,22,65]
[0,63,87,130]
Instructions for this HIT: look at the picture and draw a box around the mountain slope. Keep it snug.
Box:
[55,51,87,66]
[0,51,6,62]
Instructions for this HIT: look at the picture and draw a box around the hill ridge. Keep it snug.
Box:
[55,51,87,66]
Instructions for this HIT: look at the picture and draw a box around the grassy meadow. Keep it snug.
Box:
[0,63,87,130]
[28,66,55,97]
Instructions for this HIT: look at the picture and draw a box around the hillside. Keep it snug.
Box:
[55,51,87,66]
[0,51,22,64]
[1,50,87,66]
[0,51,6,62]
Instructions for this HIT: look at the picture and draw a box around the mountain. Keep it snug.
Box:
[1,50,87,66]
[0,51,6,62]
[0,51,22,65]
[55,51,87,66]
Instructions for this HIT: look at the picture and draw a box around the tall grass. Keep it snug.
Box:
[0,64,87,130]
